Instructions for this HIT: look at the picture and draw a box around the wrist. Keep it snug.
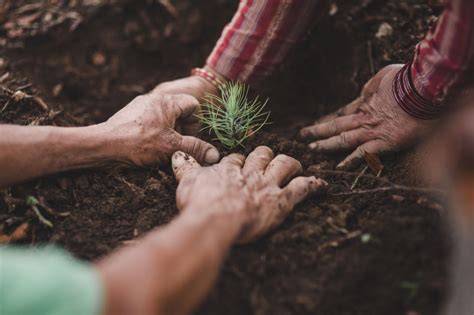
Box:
[203,65,227,84]
[180,204,248,242]
[79,123,122,164]
[45,123,120,170]
[191,66,227,96]
[392,63,442,120]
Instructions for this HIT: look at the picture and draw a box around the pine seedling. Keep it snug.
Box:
[200,81,271,149]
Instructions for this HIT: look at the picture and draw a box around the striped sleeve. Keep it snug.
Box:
[206,0,328,84]
[393,0,474,120]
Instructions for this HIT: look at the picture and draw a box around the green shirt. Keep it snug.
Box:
[0,246,103,315]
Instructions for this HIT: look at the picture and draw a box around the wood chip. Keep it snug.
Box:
[364,152,384,175]
[0,222,29,244]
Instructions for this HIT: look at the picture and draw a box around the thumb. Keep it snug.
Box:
[177,135,220,165]
[172,151,202,182]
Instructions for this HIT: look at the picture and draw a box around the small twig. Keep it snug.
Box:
[0,85,49,111]
[0,99,11,112]
[113,175,145,196]
[331,185,445,196]
[311,169,445,196]
[311,169,406,187]
[158,0,178,18]
[326,217,349,234]
[318,230,362,252]
[350,165,368,190]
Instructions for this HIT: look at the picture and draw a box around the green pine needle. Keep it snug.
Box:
[200,81,271,149]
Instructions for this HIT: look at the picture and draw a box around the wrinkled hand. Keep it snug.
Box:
[105,93,219,167]
[152,76,218,135]
[300,65,434,169]
[153,76,218,100]
[172,146,327,243]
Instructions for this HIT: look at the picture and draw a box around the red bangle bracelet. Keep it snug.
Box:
[191,68,225,90]
[392,63,443,120]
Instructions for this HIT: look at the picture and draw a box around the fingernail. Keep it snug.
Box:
[204,148,220,164]
[172,151,187,168]
[315,177,329,187]
[335,162,345,169]
[309,142,318,150]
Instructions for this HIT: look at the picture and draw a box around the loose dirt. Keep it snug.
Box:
[0,1,449,314]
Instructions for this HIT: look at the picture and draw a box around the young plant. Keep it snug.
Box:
[200,81,271,149]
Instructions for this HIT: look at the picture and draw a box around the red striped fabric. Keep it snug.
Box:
[207,0,253,70]
[206,0,325,83]
[246,0,327,82]
[393,0,474,119]
[228,0,280,81]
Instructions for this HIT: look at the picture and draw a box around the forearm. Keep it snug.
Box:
[0,124,117,187]
[98,210,244,315]
[206,0,327,83]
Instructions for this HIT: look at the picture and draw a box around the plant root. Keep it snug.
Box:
[26,196,53,228]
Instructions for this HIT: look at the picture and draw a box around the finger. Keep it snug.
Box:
[315,97,363,124]
[264,154,303,187]
[178,135,220,165]
[300,114,367,140]
[167,94,201,121]
[336,140,386,170]
[172,151,202,182]
[308,128,373,152]
[220,153,245,169]
[282,176,328,209]
[242,146,274,176]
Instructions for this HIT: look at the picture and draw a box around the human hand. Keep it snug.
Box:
[172,146,328,243]
[152,75,218,100]
[152,67,224,135]
[300,65,434,169]
[105,93,220,167]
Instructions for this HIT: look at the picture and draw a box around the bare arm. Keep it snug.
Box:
[0,93,219,188]
[96,147,327,315]
[98,209,242,315]
[0,124,116,187]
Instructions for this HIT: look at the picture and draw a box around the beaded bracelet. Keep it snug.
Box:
[191,67,225,90]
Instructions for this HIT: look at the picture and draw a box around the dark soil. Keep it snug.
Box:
[1,1,449,314]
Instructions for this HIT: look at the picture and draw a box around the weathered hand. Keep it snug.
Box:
[172,146,327,243]
[300,65,434,169]
[152,76,218,100]
[105,93,219,167]
[152,76,218,136]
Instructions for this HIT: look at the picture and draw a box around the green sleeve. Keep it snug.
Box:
[0,246,104,315]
